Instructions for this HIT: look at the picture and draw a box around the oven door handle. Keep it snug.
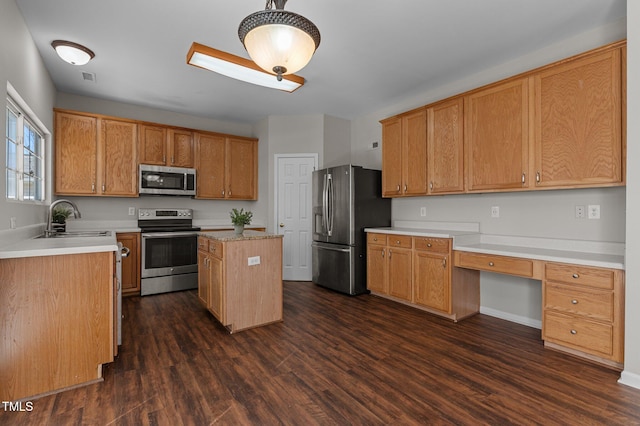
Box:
[142,232,200,238]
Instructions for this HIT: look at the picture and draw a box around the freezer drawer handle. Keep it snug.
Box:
[312,243,351,253]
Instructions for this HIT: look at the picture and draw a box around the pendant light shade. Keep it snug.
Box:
[51,40,95,65]
[239,0,320,81]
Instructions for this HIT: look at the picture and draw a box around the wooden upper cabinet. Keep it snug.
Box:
[138,124,167,165]
[465,78,531,192]
[138,124,194,168]
[55,112,98,195]
[381,116,403,197]
[168,129,194,168]
[195,132,226,199]
[101,119,137,196]
[195,133,258,200]
[380,108,427,197]
[428,97,464,194]
[533,49,623,188]
[227,137,257,200]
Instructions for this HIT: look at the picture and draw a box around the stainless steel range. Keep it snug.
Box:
[139,208,201,296]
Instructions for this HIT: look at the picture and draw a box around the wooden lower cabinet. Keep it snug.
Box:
[542,262,624,369]
[0,252,115,401]
[366,233,479,321]
[117,232,140,295]
[198,234,283,333]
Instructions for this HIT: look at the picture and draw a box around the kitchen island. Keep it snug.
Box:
[0,233,118,401]
[198,230,283,333]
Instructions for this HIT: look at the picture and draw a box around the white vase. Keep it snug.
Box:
[234,224,244,235]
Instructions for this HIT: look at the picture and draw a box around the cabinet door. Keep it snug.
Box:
[381,117,403,197]
[197,251,210,307]
[366,245,387,294]
[428,98,464,194]
[465,78,530,191]
[195,133,226,199]
[101,119,138,196]
[414,251,450,312]
[534,49,622,187]
[209,255,224,322]
[402,109,428,196]
[55,112,98,195]
[138,124,167,165]
[117,233,140,295]
[169,129,194,167]
[226,137,257,200]
[388,248,412,301]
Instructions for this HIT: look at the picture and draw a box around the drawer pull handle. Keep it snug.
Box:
[570,329,577,335]
[427,243,432,248]
[488,262,494,267]
[381,250,385,258]
[442,258,447,268]
[572,273,579,279]
[396,240,400,244]
[571,299,578,305]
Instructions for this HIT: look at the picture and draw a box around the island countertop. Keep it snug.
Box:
[199,230,283,242]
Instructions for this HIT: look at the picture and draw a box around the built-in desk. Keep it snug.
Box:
[365,225,625,370]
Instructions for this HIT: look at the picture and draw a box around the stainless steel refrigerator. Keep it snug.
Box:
[312,164,391,295]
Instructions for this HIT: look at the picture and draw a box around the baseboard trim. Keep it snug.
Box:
[619,370,640,390]
[480,306,542,329]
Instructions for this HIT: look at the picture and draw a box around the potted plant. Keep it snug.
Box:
[52,205,72,232]
[230,208,253,235]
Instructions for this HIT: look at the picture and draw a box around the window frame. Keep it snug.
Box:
[5,93,48,203]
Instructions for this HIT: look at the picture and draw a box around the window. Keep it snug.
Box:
[6,97,45,201]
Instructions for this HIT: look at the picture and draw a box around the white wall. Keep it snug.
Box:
[323,115,351,168]
[350,20,627,325]
[0,0,56,231]
[621,2,640,388]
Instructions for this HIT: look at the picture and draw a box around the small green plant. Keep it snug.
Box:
[52,206,73,224]
[230,208,253,226]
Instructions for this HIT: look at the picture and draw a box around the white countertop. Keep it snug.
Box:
[365,222,625,270]
[0,233,118,259]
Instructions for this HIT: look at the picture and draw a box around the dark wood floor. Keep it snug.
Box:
[3,281,640,425]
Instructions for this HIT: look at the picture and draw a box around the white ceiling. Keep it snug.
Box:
[16,0,626,124]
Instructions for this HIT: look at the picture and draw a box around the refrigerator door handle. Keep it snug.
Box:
[311,242,351,253]
[322,173,328,234]
[327,173,333,236]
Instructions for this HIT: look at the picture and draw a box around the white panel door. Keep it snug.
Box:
[276,155,317,281]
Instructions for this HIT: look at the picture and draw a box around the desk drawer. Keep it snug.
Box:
[387,235,412,249]
[414,237,450,254]
[545,283,613,322]
[367,233,387,246]
[455,252,534,278]
[544,311,613,357]
[208,240,223,258]
[545,263,614,290]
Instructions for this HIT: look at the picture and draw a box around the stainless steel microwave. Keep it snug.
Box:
[139,164,196,196]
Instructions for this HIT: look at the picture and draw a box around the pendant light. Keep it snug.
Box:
[51,40,95,66]
[238,0,320,81]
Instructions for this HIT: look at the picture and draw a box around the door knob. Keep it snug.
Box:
[279,223,285,227]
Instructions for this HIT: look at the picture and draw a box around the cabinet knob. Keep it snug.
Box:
[427,243,432,247]
[396,240,400,244]
[488,261,494,267]
[373,237,377,241]
[279,223,285,227]
[570,329,577,335]
[572,273,579,279]
[571,299,578,305]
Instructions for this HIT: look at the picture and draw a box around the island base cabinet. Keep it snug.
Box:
[0,252,114,401]
[198,233,283,333]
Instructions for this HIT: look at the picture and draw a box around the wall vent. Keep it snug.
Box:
[82,71,96,82]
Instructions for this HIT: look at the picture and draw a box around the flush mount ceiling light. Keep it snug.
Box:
[51,40,95,65]
[187,42,305,92]
[238,0,320,81]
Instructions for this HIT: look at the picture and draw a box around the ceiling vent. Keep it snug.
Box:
[82,71,96,82]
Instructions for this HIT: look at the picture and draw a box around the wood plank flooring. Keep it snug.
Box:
[3,281,640,425]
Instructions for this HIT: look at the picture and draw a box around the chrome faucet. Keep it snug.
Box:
[46,199,82,236]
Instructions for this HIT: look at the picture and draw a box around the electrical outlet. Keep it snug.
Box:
[420,207,426,217]
[10,217,16,229]
[588,204,601,219]
[491,206,500,218]
[575,205,585,219]
[248,256,261,266]
[128,207,135,216]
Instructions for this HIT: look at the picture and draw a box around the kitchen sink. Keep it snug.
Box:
[37,230,112,238]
